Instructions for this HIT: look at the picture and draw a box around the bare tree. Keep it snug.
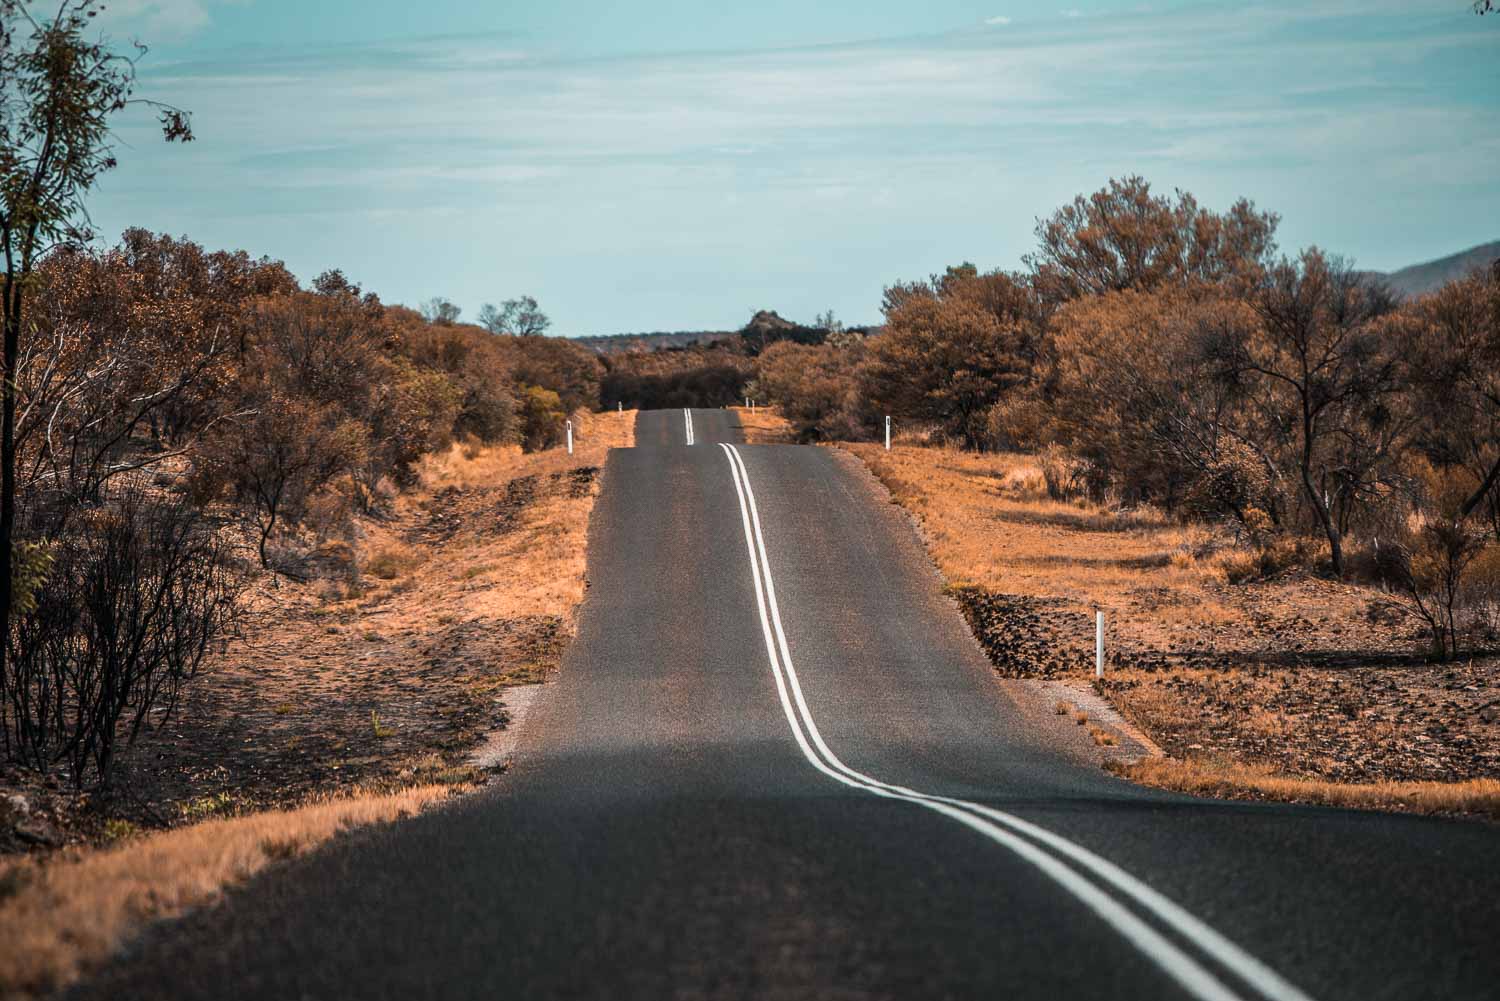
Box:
[421,297,461,326]
[479,296,549,336]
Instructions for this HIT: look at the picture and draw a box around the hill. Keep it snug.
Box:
[1374,241,1499,298]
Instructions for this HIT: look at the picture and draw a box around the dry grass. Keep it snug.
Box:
[730,405,796,444]
[840,443,1237,640]
[406,409,636,627]
[837,439,1416,670]
[364,542,425,580]
[396,408,635,626]
[830,431,1500,812]
[0,785,457,999]
[417,407,633,492]
[1113,757,1500,820]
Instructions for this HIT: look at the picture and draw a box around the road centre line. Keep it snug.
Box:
[717,443,1316,1001]
[684,408,694,446]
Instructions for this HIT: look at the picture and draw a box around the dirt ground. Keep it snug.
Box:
[0,410,635,855]
[833,438,1500,800]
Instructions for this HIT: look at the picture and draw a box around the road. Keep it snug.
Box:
[75,408,1500,1000]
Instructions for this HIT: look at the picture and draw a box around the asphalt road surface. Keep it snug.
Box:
[74,408,1500,1001]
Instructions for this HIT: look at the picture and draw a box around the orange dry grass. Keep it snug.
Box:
[841,442,1236,654]
[1114,757,1500,820]
[0,785,455,999]
[395,409,636,628]
[418,408,635,491]
[730,405,796,444]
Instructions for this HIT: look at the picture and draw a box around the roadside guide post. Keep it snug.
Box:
[566,420,574,456]
[885,416,892,451]
[1096,611,1105,679]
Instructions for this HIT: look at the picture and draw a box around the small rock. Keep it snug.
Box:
[14,816,62,847]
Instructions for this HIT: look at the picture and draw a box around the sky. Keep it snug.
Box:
[84,0,1500,334]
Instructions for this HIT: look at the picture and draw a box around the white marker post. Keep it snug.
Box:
[566,419,574,456]
[618,402,622,413]
[1095,611,1105,679]
[884,415,892,451]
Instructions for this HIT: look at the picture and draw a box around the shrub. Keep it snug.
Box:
[4,485,244,786]
[1038,446,1086,502]
[1388,462,1494,659]
[519,385,566,452]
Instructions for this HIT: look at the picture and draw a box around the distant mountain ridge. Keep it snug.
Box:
[1371,241,1500,298]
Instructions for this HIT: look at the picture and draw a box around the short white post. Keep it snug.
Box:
[566,419,574,455]
[745,397,749,408]
[884,415,892,451]
[1095,611,1105,679]
[617,402,622,413]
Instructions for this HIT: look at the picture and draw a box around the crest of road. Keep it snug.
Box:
[77,409,1500,1001]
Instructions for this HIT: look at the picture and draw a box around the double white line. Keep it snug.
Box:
[718,443,1315,1001]
[684,408,695,446]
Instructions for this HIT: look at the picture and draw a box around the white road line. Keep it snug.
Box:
[718,443,1316,1001]
[684,407,695,446]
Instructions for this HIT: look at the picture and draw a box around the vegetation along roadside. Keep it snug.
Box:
[737,176,1500,819]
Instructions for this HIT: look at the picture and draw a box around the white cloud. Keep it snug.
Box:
[984,16,1012,26]
[97,0,245,40]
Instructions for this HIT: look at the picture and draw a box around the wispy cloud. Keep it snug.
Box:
[97,0,247,41]
[984,16,1012,26]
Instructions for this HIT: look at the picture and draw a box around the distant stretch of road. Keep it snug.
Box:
[76,408,1500,1000]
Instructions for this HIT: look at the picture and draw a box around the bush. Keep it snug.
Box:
[3,486,244,786]
[755,339,874,442]
[1038,446,1086,502]
[519,385,566,452]
[1218,534,1320,584]
[1387,462,1494,659]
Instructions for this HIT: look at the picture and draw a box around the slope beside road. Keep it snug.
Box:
[70,408,1500,1001]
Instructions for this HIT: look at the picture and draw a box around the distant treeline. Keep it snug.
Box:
[593,310,882,410]
[575,330,740,354]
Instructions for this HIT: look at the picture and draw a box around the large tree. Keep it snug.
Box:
[1226,250,1405,576]
[0,1,190,705]
[1026,175,1279,305]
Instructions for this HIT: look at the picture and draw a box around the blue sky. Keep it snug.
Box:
[89,0,1498,334]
